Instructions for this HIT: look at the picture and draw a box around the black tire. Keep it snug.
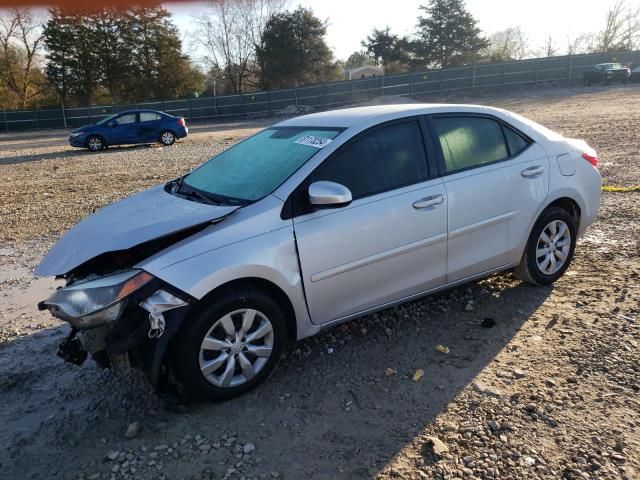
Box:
[86,135,105,152]
[172,286,287,402]
[159,130,176,146]
[515,206,577,286]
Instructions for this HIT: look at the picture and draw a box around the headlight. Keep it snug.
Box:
[69,132,84,138]
[44,270,153,328]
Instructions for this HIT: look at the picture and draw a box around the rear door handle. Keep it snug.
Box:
[521,165,544,178]
[412,194,445,210]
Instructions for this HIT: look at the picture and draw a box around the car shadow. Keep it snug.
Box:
[0,273,552,479]
[0,143,158,166]
[190,275,552,479]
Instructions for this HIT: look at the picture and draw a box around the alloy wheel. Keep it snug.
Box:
[535,219,571,275]
[87,137,103,151]
[161,131,175,145]
[198,308,274,388]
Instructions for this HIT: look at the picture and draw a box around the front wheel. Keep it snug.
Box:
[159,130,176,146]
[172,287,287,401]
[515,206,577,285]
[86,135,104,152]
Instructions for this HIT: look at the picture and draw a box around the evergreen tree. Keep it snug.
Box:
[345,51,373,70]
[257,7,333,89]
[412,0,488,68]
[44,9,99,104]
[361,27,411,73]
[43,5,203,105]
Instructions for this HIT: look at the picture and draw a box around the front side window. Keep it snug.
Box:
[116,113,137,125]
[182,127,342,202]
[312,120,428,199]
[432,116,508,173]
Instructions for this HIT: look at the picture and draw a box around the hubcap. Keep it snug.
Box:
[161,132,174,144]
[536,219,571,275]
[199,308,274,388]
[88,138,102,150]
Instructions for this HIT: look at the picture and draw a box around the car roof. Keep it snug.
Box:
[275,103,512,129]
[116,109,168,115]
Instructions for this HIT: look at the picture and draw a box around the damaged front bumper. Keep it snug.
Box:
[39,271,194,389]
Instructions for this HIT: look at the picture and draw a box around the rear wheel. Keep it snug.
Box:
[86,135,105,152]
[172,286,286,401]
[515,206,577,285]
[159,130,176,146]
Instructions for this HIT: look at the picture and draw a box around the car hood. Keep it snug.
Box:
[35,185,240,277]
[71,125,92,134]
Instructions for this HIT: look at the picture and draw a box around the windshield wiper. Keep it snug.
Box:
[171,176,250,206]
[180,188,222,205]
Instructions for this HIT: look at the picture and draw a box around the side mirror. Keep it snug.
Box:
[308,181,352,208]
[108,121,117,127]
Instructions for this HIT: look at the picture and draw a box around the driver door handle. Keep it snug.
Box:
[521,165,544,178]
[412,194,445,210]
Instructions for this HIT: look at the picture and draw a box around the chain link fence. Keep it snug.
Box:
[3,50,640,132]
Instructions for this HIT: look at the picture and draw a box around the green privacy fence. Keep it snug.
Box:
[2,50,640,132]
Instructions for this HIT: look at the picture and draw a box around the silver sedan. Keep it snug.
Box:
[36,104,602,401]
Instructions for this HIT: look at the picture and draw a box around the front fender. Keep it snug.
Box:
[140,225,314,340]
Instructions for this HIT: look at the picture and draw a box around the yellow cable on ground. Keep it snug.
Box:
[602,185,640,192]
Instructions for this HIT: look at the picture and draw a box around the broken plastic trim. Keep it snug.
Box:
[140,290,189,339]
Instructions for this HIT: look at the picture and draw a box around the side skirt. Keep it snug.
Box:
[318,262,518,332]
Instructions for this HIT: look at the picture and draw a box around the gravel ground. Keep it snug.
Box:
[0,85,638,480]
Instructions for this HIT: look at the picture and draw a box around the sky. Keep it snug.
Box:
[167,0,632,61]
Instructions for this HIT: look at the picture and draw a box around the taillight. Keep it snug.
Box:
[582,152,598,167]
[177,117,186,127]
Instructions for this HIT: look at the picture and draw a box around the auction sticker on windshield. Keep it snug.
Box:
[295,135,333,149]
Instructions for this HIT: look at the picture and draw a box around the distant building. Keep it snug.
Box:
[345,65,384,80]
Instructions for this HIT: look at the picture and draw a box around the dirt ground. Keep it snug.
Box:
[0,85,638,480]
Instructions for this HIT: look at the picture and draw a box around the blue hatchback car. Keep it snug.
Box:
[69,110,188,152]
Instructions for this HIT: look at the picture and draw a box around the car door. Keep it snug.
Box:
[105,112,139,145]
[501,125,550,259]
[429,114,547,283]
[138,112,162,142]
[292,118,448,325]
[429,114,517,283]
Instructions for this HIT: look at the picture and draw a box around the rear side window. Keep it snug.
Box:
[140,112,161,122]
[503,125,530,156]
[312,120,428,199]
[432,116,508,173]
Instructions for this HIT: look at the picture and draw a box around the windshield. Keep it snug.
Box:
[96,114,118,126]
[181,127,342,202]
[600,63,623,69]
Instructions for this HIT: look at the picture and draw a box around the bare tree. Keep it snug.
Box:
[484,27,529,62]
[594,0,640,52]
[598,0,625,52]
[566,33,590,55]
[542,35,558,57]
[195,0,286,93]
[620,4,640,50]
[0,8,45,109]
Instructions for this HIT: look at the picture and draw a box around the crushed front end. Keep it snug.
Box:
[38,269,194,391]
